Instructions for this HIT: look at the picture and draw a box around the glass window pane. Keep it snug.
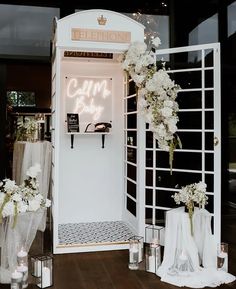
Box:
[178,111,202,129]
[205,90,214,108]
[145,208,153,224]
[127,114,137,129]
[146,131,153,148]
[156,151,202,171]
[177,132,202,150]
[127,164,136,181]
[127,97,137,112]
[146,150,153,167]
[173,71,202,89]
[156,171,202,189]
[146,169,153,186]
[0,4,59,57]
[178,91,202,109]
[127,131,137,146]
[145,189,153,206]
[156,190,176,207]
[127,180,136,199]
[127,197,136,217]
[155,209,166,226]
[127,147,136,163]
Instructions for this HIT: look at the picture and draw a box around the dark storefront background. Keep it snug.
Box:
[0,0,235,205]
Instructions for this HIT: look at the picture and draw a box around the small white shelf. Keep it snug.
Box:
[66,132,111,135]
[66,131,111,148]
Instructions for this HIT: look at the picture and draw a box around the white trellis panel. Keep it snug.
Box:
[132,43,221,244]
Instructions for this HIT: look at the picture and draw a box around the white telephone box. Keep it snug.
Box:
[51,9,221,255]
[51,9,144,254]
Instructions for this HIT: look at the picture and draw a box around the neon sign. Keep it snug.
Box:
[66,77,112,123]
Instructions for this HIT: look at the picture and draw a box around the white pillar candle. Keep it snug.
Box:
[138,241,143,262]
[217,251,228,272]
[41,267,51,288]
[17,248,28,266]
[129,244,139,263]
[147,255,156,273]
[11,270,23,289]
[179,251,188,261]
[17,264,28,288]
[34,260,42,277]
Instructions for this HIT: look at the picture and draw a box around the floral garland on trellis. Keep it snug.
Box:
[122,37,182,172]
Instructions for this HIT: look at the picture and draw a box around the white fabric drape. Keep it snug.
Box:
[157,207,236,287]
[0,210,45,283]
[12,141,52,231]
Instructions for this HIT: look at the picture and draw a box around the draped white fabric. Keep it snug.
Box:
[12,141,52,231]
[0,210,45,283]
[157,207,236,287]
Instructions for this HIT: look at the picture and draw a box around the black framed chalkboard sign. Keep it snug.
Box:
[67,113,80,133]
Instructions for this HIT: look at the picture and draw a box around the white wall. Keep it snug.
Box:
[58,59,124,224]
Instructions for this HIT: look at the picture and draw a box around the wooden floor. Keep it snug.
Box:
[1,204,236,289]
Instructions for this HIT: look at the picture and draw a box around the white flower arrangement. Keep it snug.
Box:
[171,181,208,235]
[122,37,182,173]
[16,117,38,141]
[0,163,51,228]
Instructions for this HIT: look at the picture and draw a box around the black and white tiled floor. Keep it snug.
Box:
[58,221,135,245]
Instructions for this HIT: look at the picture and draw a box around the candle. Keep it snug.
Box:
[34,260,42,277]
[11,270,23,289]
[179,251,188,261]
[147,255,156,273]
[138,241,143,262]
[17,248,28,266]
[17,265,28,289]
[129,244,139,263]
[41,267,51,288]
[217,251,228,272]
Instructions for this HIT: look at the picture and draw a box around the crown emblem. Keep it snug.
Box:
[97,15,107,25]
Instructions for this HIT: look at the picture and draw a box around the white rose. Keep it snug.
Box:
[164,100,174,108]
[152,36,161,48]
[26,163,41,178]
[28,199,41,211]
[3,179,17,192]
[12,193,22,202]
[18,201,28,213]
[2,201,14,217]
[0,192,5,204]
[195,181,207,192]
[45,199,51,208]
[160,107,173,118]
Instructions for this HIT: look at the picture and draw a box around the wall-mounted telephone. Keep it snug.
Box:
[94,122,112,132]
[84,122,112,133]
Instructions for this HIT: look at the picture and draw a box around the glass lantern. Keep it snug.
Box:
[217,242,228,272]
[145,243,161,274]
[31,254,53,288]
[11,270,23,289]
[128,236,144,270]
[145,224,164,245]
